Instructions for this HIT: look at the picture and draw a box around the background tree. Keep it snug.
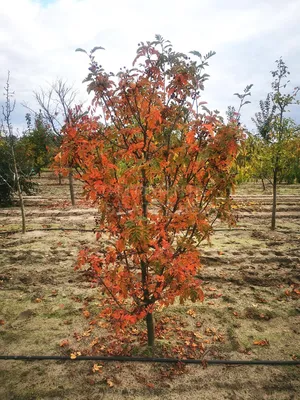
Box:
[59,36,242,346]
[24,79,79,205]
[21,112,56,176]
[0,127,40,207]
[225,85,253,188]
[0,135,14,205]
[1,72,26,232]
[252,58,299,230]
[281,126,300,183]
[226,84,253,125]
[245,119,300,189]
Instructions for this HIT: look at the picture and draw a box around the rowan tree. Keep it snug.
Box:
[252,58,299,230]
[59,36,242,346]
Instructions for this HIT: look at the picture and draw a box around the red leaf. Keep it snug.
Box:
[253,339,269,346]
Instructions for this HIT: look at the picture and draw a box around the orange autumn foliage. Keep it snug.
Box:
[57,36,243,344]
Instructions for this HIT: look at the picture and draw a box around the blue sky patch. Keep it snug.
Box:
[37,0,56,7]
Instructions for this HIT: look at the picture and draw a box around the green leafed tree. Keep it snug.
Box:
[225,84,253,187]
[252,58,299,230]
[21,112,56,176]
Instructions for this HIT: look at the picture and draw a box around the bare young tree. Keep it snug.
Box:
[1,72,26,233]
[24,79,78,205]
[34,80,77,135]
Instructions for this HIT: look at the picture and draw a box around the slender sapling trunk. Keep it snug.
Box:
[271,167,277,230]
[12,150,26,233]
[68,169,75,206]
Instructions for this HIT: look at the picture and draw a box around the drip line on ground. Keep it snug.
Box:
[0,355,299,366]
[0,227,298,235]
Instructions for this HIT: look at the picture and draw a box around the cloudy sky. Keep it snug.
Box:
[1,0,300,133]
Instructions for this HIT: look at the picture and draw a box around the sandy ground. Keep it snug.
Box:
[0,172,299,399]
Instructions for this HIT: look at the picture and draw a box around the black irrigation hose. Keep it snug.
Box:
[1,227,299,236]
[0,355,299,366]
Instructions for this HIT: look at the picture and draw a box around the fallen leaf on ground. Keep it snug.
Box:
[59,339,69,347]
[186,309,196,318]
[34,298,42,303]
[253,339,269,346]
[92,364,103,373]
[70,351,81,359]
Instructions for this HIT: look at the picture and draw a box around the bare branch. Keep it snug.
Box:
[24,79,79,137]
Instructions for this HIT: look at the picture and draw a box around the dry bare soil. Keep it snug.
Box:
[0,171,299,400]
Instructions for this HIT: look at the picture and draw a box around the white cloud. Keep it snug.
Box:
[1,0,300,132]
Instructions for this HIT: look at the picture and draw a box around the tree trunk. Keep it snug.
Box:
[68,170,75,206]
[271,168,277,230]
[17,183,26,234]
[58,158,62,185]
[261,178,265,191]
[140,167,154,346]
[12,152,26,234]
[146,313,155,347]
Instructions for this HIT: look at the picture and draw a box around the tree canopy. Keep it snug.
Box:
[58,36,243,345]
